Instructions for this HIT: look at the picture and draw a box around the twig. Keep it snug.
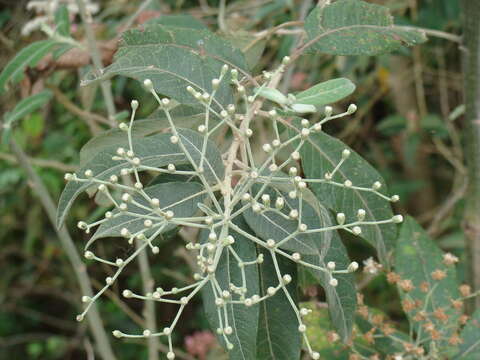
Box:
[428,178,468,237]
[75,0,116,123]
[246,21,304,53]
[280,0,313,93]
[119,0,154,32]
[47,84,108,132]
[136,242,160,360]
[91,278,146,327]
[398,26,462,43]
[218,0,227,33]
[125,339,196,360]
[0,152,77,172]
[9,138,116,360]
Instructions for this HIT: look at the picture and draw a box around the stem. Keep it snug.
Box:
[0,151,76,172]
[9,138,116,360]
[218,0,227,33]
[75,0,116,122]
[462,0,480,310]
[136,243,160,360]
[279,0,312,93]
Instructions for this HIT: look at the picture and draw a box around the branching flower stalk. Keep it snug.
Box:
[65,59,403,359]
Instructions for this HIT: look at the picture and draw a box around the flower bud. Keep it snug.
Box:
[143,79,153,91]
[347,103,357,114]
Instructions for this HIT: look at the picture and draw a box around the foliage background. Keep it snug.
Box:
[0,0,465,359]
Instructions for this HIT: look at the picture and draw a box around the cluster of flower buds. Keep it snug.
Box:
[65,60,407,360]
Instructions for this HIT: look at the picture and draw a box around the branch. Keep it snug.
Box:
[136,243,160,360]
[75,0,116,122]
[0,152,76,172]
[9,138,116,360]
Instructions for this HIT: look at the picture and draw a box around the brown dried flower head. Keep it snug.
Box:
[443,253,459,266]
[399,279,415,292]
[386,272,401,284]
[459,284,471,297]
[431,269,447,281]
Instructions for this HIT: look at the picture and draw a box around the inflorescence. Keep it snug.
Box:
[65,58,403,359]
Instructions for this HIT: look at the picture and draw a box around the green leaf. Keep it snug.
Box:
[56,133,187,228]
[242,185,331,255]
[79,106,205,166]
[290,121,397,265]
[0,40,59,93]
[54,5,70,37]
[290,103,317,114]
[83,24,249,111]
[57,128,224,228]
[21,112,45,137]
[242,181,356,340]
[454,309,480,359]
[395,217,460,340]
[2,90,52,144]
[177,128,225,184]
[303,227,356,342]
[256,248,301,360]
[88,182,205,247]
[257,87,288,105]
[304,0,427,56]
[295,78,356,107]
[202,216,259,360]
[224,32,266,70]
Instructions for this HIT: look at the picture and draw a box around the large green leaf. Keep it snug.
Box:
[223,31,267,70]
[0,40,59,93]
[454,309,480,359]
[202,216,259,360]
[395,217,460,340]
[242,185,331,255]
[291,121,396,265]
[79,106,205,166]
[177,128,225,184]
[2,90,53,144]
[303,227,356,342]
[242,183,355,340]
[56,133,186,228]
[58,128,225,228]
[295,78,355,108]
[54,4,70,37]
[83,24,249,110]
[304,0,426,56]
[88,182,205,247]
[256,248,301,360]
